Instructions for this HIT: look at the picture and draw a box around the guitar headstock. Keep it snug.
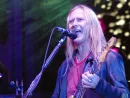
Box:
[98,37,117,63]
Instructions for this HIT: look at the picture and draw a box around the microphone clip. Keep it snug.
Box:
[55,27,77,40]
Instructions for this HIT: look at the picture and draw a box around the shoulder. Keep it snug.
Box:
[106,49,123,61]
[58,60,67,71]
[105,49,124,69]
[58,59,72,77]
[58,59,68,76]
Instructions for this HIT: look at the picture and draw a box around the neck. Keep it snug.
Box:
[76,42,91,61]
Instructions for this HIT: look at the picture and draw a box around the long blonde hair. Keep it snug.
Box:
[65,4,106,63]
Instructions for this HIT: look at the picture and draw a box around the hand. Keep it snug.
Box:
[69,95,74,98]
[82,71,99,89]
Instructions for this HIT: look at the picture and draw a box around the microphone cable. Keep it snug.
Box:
[24,27,57,98]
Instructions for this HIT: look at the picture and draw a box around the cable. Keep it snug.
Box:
[24,27,56,98]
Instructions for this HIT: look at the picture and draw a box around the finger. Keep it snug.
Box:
[82,74,87,78]
[84,71,90,76]
[82,79,92,86]
[69,95,74,98]
[82,80,91,88]
[82,74,89,82]
[84,71,93,78]
[83,84,91,88]
[82,73,93,83]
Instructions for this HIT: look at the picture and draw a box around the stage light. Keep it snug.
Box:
[113,30,118,35]
[122,46,126,50]
[110,11,118,16]
[124,32,130,37]
[97,14,103,18]
[0,73,2,78]
[125,15,130,19]
[107,7,111,10]
[128,1,130,6]
[113,29,122,35]
[120,15,125,19]
[120,0,127,3]
[116,16,120,19]
[116,19,125,26]
[94,0,101,5]
[117,29,122,34]
[109,22,115,27]
[115,40,121,48]
[128,54,130,60]
[107,2,112,7]
[125,10,129,14]
[101,4,106,9]
[109,29,114,33]
[117,3,123,9]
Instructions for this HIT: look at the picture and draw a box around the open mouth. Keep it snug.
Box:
[71,28,81,34]
[74,30,81,34]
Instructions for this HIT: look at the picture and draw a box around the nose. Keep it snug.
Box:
[73,19,78,26]
[71,19,78,30]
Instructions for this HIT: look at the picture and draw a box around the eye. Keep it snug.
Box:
[77,18,83,22]
[69,19,74,24]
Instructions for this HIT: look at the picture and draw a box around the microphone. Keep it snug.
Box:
[55,27,77,40]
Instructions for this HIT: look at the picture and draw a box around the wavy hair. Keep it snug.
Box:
[65,4,106,64]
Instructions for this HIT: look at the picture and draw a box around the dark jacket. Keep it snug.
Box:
[52,51,130,98]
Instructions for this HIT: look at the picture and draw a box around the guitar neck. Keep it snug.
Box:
[73,61,99,98]
[73,80,86,98]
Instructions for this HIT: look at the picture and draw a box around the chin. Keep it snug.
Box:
[73,38,83,46]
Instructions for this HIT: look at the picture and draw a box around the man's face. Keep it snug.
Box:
[68,8,89,45]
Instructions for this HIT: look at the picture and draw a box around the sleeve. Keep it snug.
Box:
[95,51,130,98]
[51,60,67,98]
[51,70,60,98]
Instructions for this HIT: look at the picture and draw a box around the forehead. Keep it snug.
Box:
[68,8,85,19]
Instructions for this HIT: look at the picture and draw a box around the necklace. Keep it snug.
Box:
[76,51,91,62]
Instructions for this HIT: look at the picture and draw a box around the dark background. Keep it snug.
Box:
[0,0,130,97]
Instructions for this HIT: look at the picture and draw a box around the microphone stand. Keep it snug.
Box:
[24,36,66,98]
